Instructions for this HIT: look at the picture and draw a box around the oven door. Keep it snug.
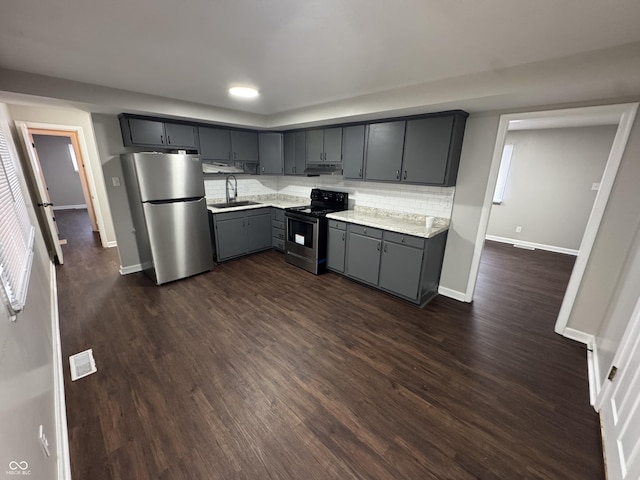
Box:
[285,211,320,273]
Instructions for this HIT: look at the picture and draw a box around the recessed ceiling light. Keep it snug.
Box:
[229,86,259,98]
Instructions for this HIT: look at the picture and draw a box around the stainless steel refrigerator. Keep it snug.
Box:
[121,153,213,285]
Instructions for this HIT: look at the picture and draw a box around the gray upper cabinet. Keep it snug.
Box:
[402,116,453,185]
[306,128,343,164]
[259,133,284,175]
[364,121,406,182]
[198,127,231,160]
[164,123,198,149]
[284,132,306,175]
[342,125,366,180]
[121,116,197,149]
[230,131,259,162]
[128,118,165,146]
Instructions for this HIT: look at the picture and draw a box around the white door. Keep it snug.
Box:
[600,295,640,480]
[16,122,64,264]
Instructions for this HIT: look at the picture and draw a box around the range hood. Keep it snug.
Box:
[202,162,252,174]
[303,164,343,175]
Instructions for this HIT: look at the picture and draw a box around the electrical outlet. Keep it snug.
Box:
[516,226,522,233]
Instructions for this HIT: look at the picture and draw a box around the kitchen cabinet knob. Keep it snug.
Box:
[396,170,400,180]
[401,237,405,243]
[342,233,345,241]
[364,228,367,234]
[358,168,362,178]
[167,136,171,144]
[324,152,327,161]
[160,135,164,144]
[377,242,380,251]
[384,244,388,253]
[403,170,407,180]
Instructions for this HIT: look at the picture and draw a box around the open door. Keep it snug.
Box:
[17,123,64,264]
[599,295,640,480]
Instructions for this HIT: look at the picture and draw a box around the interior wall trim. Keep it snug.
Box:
[485,235,579,256]
[51,262,72,480]
[438,286,468,302]
[119,263,142,275]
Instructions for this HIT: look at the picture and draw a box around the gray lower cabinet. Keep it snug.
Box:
[342,125,366,180]
[346,225,383,285]
[259,133,284,174]
[212,208,272,261]
[364,121,406,182]
[283,132,306,175]
[327,220,347,273]
[271,208,285,251]
[341,223,448,305]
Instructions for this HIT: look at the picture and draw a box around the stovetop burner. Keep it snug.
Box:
[286,188,349,218]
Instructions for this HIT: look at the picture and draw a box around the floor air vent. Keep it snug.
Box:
[69,349,97,381]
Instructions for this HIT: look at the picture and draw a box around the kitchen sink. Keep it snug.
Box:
[208,200,262,208]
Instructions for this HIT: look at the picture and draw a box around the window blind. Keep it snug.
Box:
[0,123,35,317]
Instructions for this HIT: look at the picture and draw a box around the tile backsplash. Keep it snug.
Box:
[205,175,454,218]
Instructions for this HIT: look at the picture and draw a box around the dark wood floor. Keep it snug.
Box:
[56,209,604,479]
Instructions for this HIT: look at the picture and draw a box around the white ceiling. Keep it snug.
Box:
[1,0,640,122]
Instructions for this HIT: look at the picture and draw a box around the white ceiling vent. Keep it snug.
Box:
[69,349,97,381]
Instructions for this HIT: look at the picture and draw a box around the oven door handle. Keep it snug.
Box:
[285,211,319,224]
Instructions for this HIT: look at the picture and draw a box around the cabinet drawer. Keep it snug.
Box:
[328,219,347,230]
[245,207,270,217]
[214,210,246,222]
[349,224,383,239]
[383,231,425,249]
[272,227,285,240]
[272,219,284,230]
[272,237,284,251]
[271,208,285,221]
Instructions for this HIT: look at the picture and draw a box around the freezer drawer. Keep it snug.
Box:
[142,197,213,284]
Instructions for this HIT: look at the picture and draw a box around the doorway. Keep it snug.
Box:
[465,103,639,338]
[15,122,104,264]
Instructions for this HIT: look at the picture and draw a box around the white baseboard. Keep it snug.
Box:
[485,235,579,256]
[562,327,595,347]
[53,204,87,211]
[106,241,117,248]
[438,286,469,302]
[120,263,142,275]
[50,262,72,480]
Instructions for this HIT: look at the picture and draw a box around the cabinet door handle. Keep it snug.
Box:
[396,170,400,180]
[247,219,250,226]
[384,244,388,253]
[401,236,405,243]
[324,152,327,161]
[160,135,164,144]
[377,242,380,251]
[342,232,345,241]
[358,168,362,178]
[262,166,265,172]
[233,152,237,159]
[167,135,171,144]
[403,170,407,180]
[319,152,322,161]
[363,228,367,234]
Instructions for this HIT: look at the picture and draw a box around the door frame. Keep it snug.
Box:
[464,103,638,339]
[28,128,98,232]
[15,121,109,248]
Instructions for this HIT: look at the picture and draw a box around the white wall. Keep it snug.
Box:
[7,104,116,247]
[486,126,616,252]
[32,134,86,209]
[0,103,62,479]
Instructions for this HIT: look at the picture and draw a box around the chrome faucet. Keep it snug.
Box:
[225,175,237,203]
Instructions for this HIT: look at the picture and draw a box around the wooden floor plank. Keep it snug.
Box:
[56,209,604,479]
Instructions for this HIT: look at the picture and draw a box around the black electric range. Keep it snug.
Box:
[284,189,349,274]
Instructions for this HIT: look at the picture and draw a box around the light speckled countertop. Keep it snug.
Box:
[207,194,308,213]
[326,207,449,239]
